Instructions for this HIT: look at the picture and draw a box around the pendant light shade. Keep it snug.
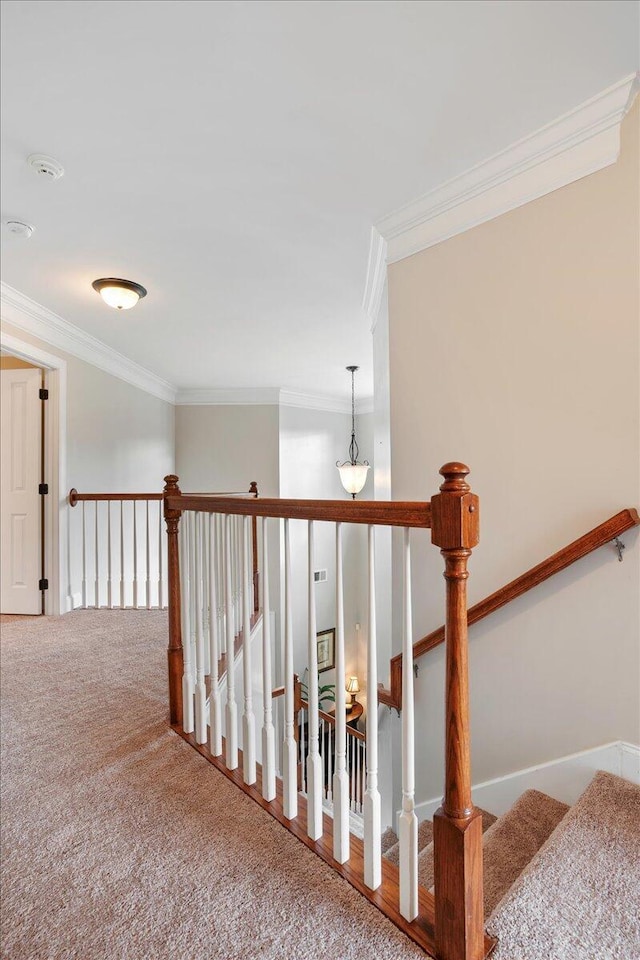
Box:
[337,365,369,498]
[92,278,147,310]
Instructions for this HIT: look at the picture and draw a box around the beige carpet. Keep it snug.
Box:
[488,771,640,960]
[2,611,638,960]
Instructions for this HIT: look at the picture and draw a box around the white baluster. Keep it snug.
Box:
[180,514,195,733]
[107,500,112,609]
[319,718,326,801]
[158,500,164,609]
[208,514,222,756]
[364,524,382,888]
[333,521,349,863]
[217,516,225,655]
[282,518,297,820]
[242,515,257,784]
[94,501,99,608]
[120,501,125,608]
[132,501,138,608]
[300,710,306,794]
[145,500,151,609]
[399,526,418,921]
[261,516,276,802]
[306,520,323,839]
[202,517,210,675]
[194,513,207,743]
[225,514,238,769]
[81,501,87,608]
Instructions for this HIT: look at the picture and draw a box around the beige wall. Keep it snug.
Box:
[388,101,640,801]
[175,404,280,496]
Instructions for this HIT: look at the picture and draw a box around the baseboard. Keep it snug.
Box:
[65,592,83,612]
[411,741,640,821]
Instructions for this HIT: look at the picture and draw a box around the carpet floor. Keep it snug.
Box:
[1,610,638,959]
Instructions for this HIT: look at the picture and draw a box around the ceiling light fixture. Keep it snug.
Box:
[92,278,147,310]
[337,365,369,499]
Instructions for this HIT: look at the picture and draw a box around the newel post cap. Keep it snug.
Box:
[431,462,479,550]
[439,462,471,493]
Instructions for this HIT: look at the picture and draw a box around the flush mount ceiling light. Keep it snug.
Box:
[92,278,147,310]
[337,365,369,499]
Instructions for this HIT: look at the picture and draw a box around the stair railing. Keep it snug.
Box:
[379,506,640,710]
[292,692,367,815]
[67,483,259,612]
[163,464,493,960]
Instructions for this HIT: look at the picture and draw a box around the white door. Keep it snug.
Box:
[1,368,42,614]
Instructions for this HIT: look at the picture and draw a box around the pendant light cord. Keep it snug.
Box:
[349,366,359,464]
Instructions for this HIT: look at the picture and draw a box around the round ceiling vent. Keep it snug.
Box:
[2,219,34,239]
[27,153,65,181]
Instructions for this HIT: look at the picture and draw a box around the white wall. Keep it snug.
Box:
[0,319,175,609]
[278,405,373,698]
[387,100,640,804]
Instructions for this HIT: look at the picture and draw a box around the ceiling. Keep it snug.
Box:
[1,0,638,401]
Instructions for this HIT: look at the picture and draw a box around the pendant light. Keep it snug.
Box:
[337,365,369,499]
[92,278,147,310]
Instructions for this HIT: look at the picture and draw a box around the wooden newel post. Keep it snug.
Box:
[163,474,183,727]
[431,463,484,960]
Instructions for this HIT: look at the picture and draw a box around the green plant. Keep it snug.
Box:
[300,668,335,709]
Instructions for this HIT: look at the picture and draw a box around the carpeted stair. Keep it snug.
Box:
[381,771,639,959]
[382,792,569,915]
[488,770,640,960]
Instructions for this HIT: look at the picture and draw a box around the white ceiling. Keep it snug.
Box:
[1,0,638,400]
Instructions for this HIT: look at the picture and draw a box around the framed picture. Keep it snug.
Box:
[316,628,335,673]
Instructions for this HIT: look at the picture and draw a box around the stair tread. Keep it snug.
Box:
[382,806,496,869]
[419,790,568,913]
[488,771,640,960]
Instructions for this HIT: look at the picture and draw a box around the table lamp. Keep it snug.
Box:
[346,676,360,708]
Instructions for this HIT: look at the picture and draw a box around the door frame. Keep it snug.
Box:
[0,331,67,615]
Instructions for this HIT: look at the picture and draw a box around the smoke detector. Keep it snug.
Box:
[2,219,34,239]
[27,154,64,181]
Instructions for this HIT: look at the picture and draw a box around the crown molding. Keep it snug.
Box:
[362,227,388,332]
[0,282,176,403]
[176,387,281,405]
[280,390,374,415]
[177,387,373,415]
[370,72,638,268]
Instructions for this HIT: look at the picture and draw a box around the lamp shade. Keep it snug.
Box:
[337,462,369,497]
[92,278,147,310]
[346,676,360,695]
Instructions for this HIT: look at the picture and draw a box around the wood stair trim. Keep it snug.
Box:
[173,725,496,959]
[167,494,432,529]
[379,507,640,709]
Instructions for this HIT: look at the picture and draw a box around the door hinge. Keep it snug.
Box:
[39,578,49,591]
[39,388,49,400]
[38,483,48,495]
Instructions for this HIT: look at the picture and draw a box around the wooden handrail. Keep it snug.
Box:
[69,489,163,504]
[298,697,366,742]
[167,494,432,528]
[69,485,259,506]
[378,506,640,710]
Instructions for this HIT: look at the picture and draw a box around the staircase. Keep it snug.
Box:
[66,472,639,960]
[382,770,639,959]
